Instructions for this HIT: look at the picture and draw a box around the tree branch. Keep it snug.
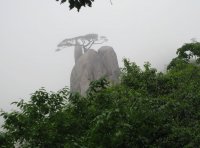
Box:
[87,40,95,50]
[93,40,106,45]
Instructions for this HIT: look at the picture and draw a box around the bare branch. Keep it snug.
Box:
[83,40,92,48]
[87,40,95,50]
[93,40,107,45]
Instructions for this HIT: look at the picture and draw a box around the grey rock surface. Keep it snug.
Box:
[74,45,83,64]
[70,46,120,95]
[98,46,120,84]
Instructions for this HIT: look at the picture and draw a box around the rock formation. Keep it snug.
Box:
[56,34,119,95]
[70,46,120,95]
[74,44,83,64]
[98,46,120,84]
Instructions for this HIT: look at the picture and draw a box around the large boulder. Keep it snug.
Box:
[98,46,120,84]
[70,46,120,95]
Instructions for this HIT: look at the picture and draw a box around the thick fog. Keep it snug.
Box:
[0,0,200,125]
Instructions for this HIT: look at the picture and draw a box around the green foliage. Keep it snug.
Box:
[56,0,95,11]
[1,87,70,147]
[0,131,13,148]
[1,42,200,147]
[168,41,200,70]
[120,58,200,147]
[177,41,200,63]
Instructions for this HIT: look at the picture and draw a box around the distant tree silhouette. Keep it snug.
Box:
[56,33,108,62]
[56,33,108,53]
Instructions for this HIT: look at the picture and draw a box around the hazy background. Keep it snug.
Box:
[0,0,200,125]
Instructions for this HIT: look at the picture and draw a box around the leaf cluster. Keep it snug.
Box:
[56,0,94,11]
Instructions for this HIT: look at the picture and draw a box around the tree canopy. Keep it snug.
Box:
[167,41,200,70]
[1,42,200,147]
[56,33,108,52]
[176,41,200,63]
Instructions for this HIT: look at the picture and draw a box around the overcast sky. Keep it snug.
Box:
[0,0,200,119]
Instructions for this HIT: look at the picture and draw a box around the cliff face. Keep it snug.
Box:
[70,46,120,95]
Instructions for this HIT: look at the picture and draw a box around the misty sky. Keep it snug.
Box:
[0,0,200,118]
